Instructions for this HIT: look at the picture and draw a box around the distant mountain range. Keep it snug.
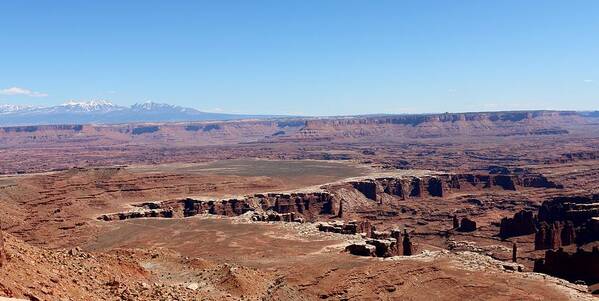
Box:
[0,100,273,125]
[1,101,597,127]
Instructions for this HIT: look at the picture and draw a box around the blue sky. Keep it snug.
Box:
[1,1,598,115]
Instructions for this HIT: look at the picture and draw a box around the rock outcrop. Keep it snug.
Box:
[182,192,336,221]
[534,247,599,285]
[97,172,562,226]
[350,173,560,203]
[296,111,582,141]
[318,220,373,236]
[457,218,477,232]
[535,222,558,250]
[351,181,378,201]
[345,243,376,257]
[577,217,599,245]
[345,228,414,257]
[251,211,302,223]
[402,229,414,256]
[366,239,399,257]
[97,208,174,221]
[538,195,599,225]
[493,194,599,251]
[499,210,537,239]
[533,194,599,249]
[346,238,401,258]
[183,198,254,217]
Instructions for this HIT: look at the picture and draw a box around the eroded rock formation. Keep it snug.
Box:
[351,181,378,201]
[251,211,302,223]
[366,239,399,257]
[94,169,563,226]
[533,195,599,249]
[97,209,174,221]
[499,210,536,239]
[458,218,477,232]
[182,192,337,221]
[345,228,413,257]
[318,220,373,236]
[534,247,599,285]
[402,229,413,256]
[493,194,599,251]
[345,243,376,257]
[350,173,560,202]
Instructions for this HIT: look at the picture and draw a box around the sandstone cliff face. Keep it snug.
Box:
[295,111,582,140]
[0,111,583,151]
[96,173,563,237]
[402,230,414,256]
[181,192,336,222]
[533,194,599,249]
[534,247,599,285]
[0,120,304,148]
[499,210,537,239]
[486,192,599,273]
[534,221,576,250]
[349,173,559,202]
[351,181,378,201]
[98,209,174,221]
[551,150,599,164]
[538,195,599,225]
[577,217,599,244]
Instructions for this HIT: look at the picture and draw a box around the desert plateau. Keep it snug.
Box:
[0,111,598,300]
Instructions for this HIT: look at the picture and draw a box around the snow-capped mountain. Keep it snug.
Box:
[53,100,125,113]
[0,101,268,126]
[0,104,40,114]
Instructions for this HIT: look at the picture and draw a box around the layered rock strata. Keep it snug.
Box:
[350,173,560,202]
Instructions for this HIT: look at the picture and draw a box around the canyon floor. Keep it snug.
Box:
[0,111,598,300]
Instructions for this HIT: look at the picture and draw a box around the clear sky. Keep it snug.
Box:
[1,1,598,115]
